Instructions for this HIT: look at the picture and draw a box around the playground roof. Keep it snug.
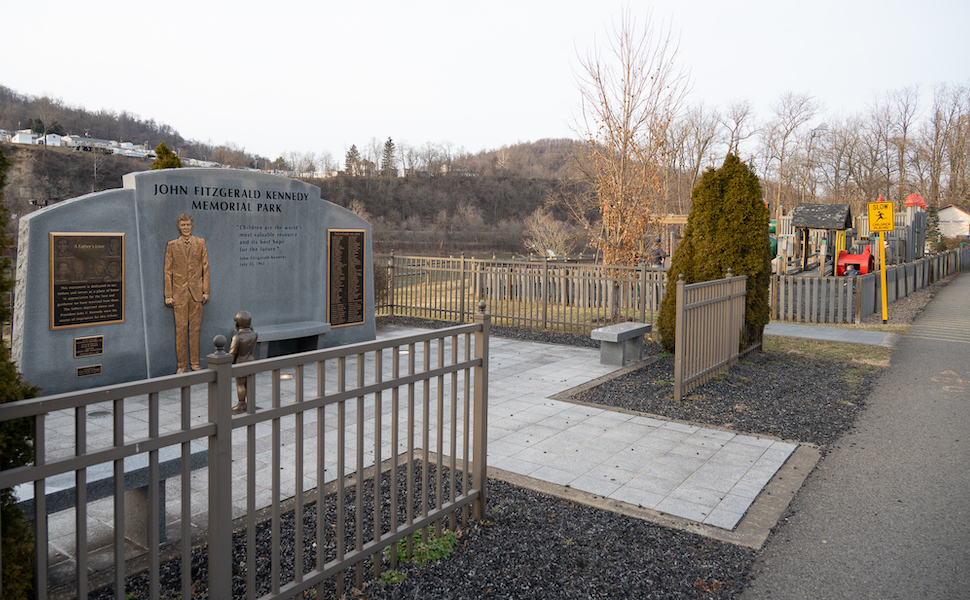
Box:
[790,204,852,230]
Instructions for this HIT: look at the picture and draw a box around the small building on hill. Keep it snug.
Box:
[12,129,35,144]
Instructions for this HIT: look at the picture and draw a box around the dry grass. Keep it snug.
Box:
[763,335,894,367]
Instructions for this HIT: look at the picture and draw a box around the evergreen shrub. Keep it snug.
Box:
[657,154,772,353]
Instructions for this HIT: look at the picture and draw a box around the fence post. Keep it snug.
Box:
[541,258,549,329]
[639,263,647,324]
[673,275,685,402]
[388,252,396,318]
[206,337,234,596]
[459,253,466,322]
[472,301,489,520]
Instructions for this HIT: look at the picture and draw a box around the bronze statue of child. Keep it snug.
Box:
[228,311,258,414]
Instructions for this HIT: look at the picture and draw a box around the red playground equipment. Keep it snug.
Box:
[836,247,873,275]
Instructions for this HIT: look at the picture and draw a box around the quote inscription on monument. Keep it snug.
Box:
[328,229,365,327]
[49,233,125,330]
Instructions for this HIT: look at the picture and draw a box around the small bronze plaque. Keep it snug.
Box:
[50,232,125,330]
[74,335,104,358]
[76,364,102,378]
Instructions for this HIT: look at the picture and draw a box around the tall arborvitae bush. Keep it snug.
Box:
[0,146,41,600]
[657,154,772,353]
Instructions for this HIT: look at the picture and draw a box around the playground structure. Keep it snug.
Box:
[774,195,928,276]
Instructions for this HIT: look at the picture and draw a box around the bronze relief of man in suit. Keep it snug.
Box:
[164,213,210,373]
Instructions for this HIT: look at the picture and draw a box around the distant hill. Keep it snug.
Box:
[0,86,590,254]
[0,85,584,180]
[0,85,197,157]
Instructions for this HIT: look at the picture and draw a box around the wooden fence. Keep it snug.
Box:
[380,248,969,331]
[672,271,755,402]
[378,254,666,334]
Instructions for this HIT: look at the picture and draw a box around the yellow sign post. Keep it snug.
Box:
[867,198,895,323]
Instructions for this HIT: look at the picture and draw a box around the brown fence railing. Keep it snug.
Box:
[673,271,754,402]
[0,318,489,599]
[377,254,667,334]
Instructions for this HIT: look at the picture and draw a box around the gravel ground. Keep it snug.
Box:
[86,276,954,599]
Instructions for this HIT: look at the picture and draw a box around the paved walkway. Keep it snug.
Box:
[743,272,970,599]
[482,333,796,530]
[764,322,900,347]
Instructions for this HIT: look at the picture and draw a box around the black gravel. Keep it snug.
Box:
[573,352,876,449]
[363,478,755,600]
[82,315,891,600]
[87,467,755,600]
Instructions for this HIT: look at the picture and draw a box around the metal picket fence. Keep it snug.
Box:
[0,316,489,599]
[673,271,755,402]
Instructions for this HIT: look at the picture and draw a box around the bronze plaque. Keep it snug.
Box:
[50,233,125,330]
[327,229,365,327]
[74,335,104,358]
[76,364,102,378]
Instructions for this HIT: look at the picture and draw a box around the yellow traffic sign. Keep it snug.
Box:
[868,201,895,232]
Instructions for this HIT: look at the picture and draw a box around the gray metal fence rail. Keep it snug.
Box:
[0,317,489,599]
[673,271,753,402]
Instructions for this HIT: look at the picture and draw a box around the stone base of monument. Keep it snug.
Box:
[15,443,208,548]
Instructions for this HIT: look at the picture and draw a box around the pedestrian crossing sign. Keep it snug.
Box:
[867,201,895,232]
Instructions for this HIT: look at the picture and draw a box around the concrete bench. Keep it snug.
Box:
[591,322,652,366]
[15,443,207,548]
[254,321,331,359]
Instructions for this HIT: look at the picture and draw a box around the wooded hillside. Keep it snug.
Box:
[0,143,577,254]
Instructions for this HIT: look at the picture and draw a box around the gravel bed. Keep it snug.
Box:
[85,280,953,599]
[572,352,875,449]
[89,466,754,600]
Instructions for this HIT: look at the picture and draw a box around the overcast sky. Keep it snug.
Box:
[3,0,968,161]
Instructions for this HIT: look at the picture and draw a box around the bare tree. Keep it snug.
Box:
[347,199,371,221]
[574,8,688,272]
[419,142,442,174]
[761,92,819,212]
[853,112,891,207]
[318,151,338,177]
[720,99,757,157]
[817,116,864,210]
[398,143,420,177]
[664,103,721,214]
[790,122,828,204]
[942,86,970,206]
[297,151,318,179]
[523,206,578,257]
[887,87,921,206]
[683,103,722,192]
[365,137,383,169]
